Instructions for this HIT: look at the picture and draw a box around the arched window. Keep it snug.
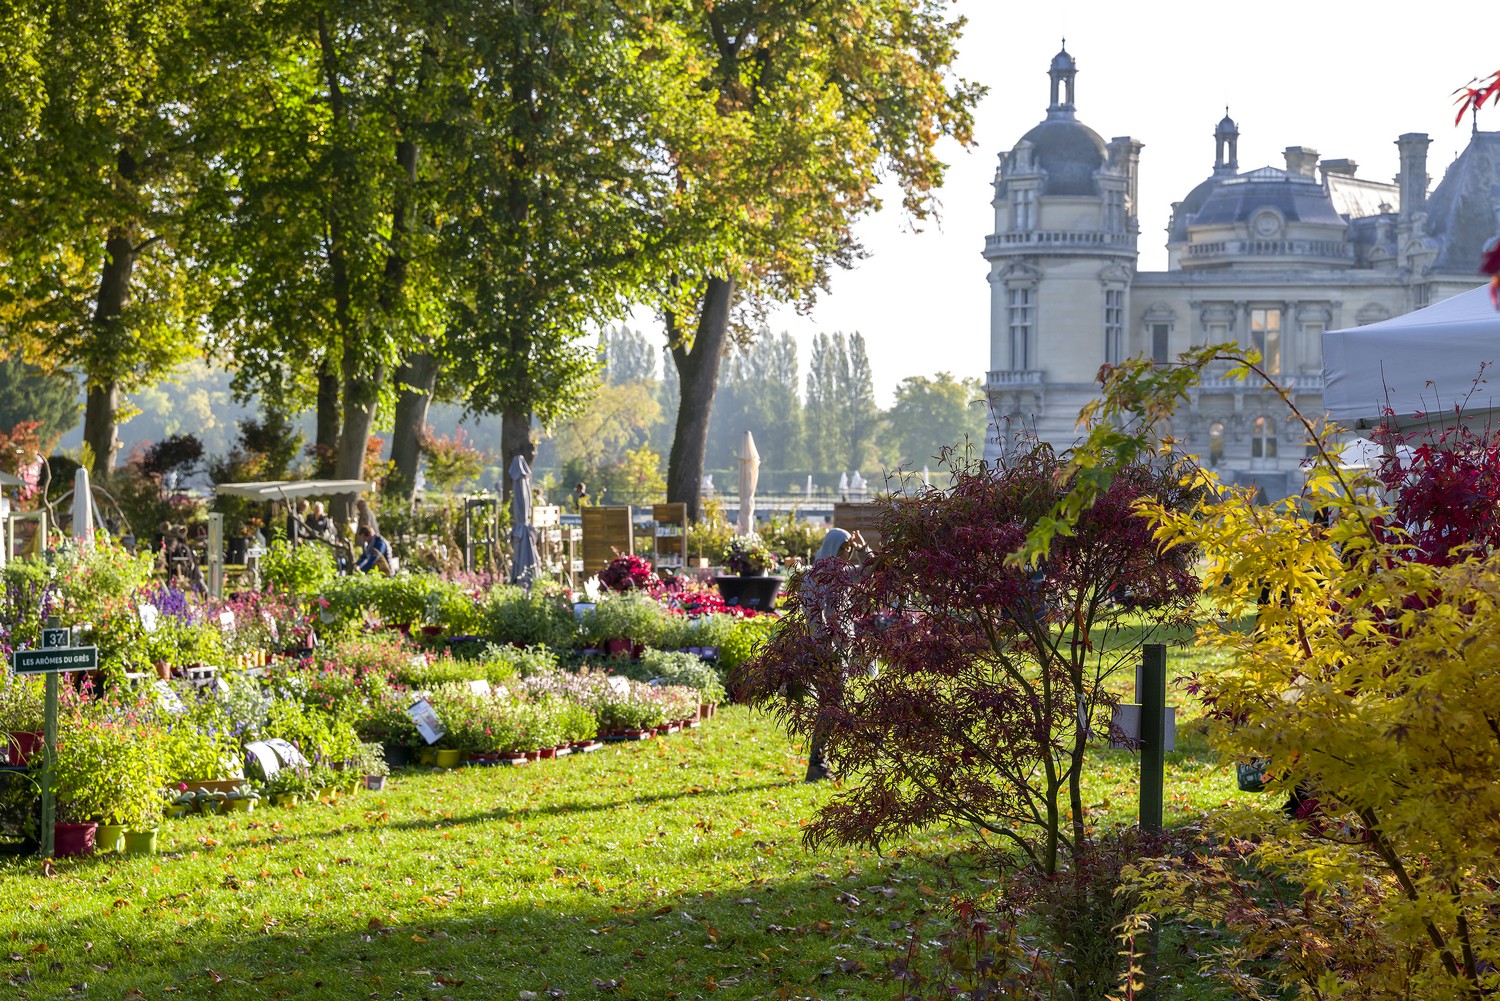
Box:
[1251,416,1277,459]
[1208,422,1225,467]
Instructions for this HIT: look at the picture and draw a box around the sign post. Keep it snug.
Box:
[13,619,98,858]
[1139,643,1167,832]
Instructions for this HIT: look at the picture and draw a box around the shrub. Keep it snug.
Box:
[577,592,671,648]
[260,540,337,597]
[484,585,576,649]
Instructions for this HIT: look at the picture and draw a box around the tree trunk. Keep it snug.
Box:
[666,277,736,523]
[315,359,341,477]
[500,410,532,505]
[81,381,119,482]
[82,226,138,481]
[333,363,384,523]
[388,352,438,504]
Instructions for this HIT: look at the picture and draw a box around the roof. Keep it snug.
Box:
[1326,173,1399,219]
[1424,131,1500,274]
[1011,118,1108,196]
[1172,166,1345,234]
[214,479,372,500]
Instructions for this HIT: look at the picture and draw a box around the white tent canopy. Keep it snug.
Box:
[214,479,372,500]
[1323,284,1500,430]
[0,471,21,488]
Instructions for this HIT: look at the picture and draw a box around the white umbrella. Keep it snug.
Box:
[72,467,95,551]
[806,474,814,497]
[838,472,849,495]
[737,431,761,535]
[850,471,866,496]
[509,454,539,585]
[922,465,930,486]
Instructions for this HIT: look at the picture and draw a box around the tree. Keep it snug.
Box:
[737,448,1199,874]
[0,0,236,480]
[883,372,987,471]
[706,332,805,473]
[0,358,78,448]
[600,326,660,385]
[445,0,699,502]
[659,1,980,520]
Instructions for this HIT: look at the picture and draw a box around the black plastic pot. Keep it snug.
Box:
[713,575,784,610]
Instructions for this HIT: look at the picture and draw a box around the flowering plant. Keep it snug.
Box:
[723,534,780,576]
[598,553,658,592]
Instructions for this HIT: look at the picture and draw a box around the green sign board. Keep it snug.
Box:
[11,646,98,675]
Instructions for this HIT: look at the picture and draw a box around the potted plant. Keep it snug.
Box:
[265,766,310,808]
[0,678,45,767]
[715,534,784,609]
[352,742,389,791]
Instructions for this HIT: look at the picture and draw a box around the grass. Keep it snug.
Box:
[0,638,1255,1000]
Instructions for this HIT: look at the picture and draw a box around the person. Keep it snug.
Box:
[305,501,332,539]
[798,527,874,782]
[354,525,393,575]
[287,498,310,541]
[355,497,380,538]
[572,482,588,511]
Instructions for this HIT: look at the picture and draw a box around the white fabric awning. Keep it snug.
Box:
[0,471,21,488]
[1323,284,1500,430]
[214,479,372,500]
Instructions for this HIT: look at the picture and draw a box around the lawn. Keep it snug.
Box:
[0,641,1253,1001]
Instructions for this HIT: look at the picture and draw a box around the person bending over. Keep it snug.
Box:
[355,526,393,574]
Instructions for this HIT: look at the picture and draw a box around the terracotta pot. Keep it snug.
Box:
[524,749,541,762]
[539,747,557,759]
[6,731,44,767]
[499,752,527,765]
[53,821,98,857]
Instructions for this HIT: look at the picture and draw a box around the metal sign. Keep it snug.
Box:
[12,646,98,675]
[41,627,71,649]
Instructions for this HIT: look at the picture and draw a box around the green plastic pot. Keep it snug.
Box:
[435,748,462,769]
[227,797,256,813]
[122,829,158,855]
[96,823,125,853]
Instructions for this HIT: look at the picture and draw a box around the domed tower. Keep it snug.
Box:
[983,44,1142,459]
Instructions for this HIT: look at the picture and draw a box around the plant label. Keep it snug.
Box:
[406,699,444,745]
[219,610,236,633]
[467,679,492,697]
[153,680,187,714]
[138,604,159,635]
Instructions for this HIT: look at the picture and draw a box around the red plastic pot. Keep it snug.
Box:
[6,731,43,766]
[53,821,98,858]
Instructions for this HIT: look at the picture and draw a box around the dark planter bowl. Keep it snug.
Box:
[713,575,783,610]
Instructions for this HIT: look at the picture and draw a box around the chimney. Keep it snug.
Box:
[1283,146,1320,178]
[1109,136,1145,218]
[1319,158,1358,181]
[1396,133,1430,217]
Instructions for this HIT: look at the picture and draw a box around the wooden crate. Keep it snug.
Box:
[651,502,688,570]
[581,505,634,575]
[832,501,885,551]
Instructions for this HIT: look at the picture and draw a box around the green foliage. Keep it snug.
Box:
[483,586,576,650]
[883,372,987,472]
[576,593,672,649]
[0,677,44,735]
[54,710,171,829]
[632,650,726,704]
[0,358,77,446]
[264,698,361,769]
[716,614,777,674]
[758,512,827,565]
[260,540,336,598]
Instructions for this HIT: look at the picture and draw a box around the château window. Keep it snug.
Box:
[1250,308,1282,376]
[1104,289,1125,364]
[1104,189,1125,232]
[1012,188,1035,232]
[1151,323,1170,364]
[1008,287,1034,370]
[1208,422,1225,467]
[1251,415,1277,459]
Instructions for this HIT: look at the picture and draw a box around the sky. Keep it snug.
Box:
[752,0,1500,406]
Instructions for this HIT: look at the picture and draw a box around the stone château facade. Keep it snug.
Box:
[983,45,1496,497]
